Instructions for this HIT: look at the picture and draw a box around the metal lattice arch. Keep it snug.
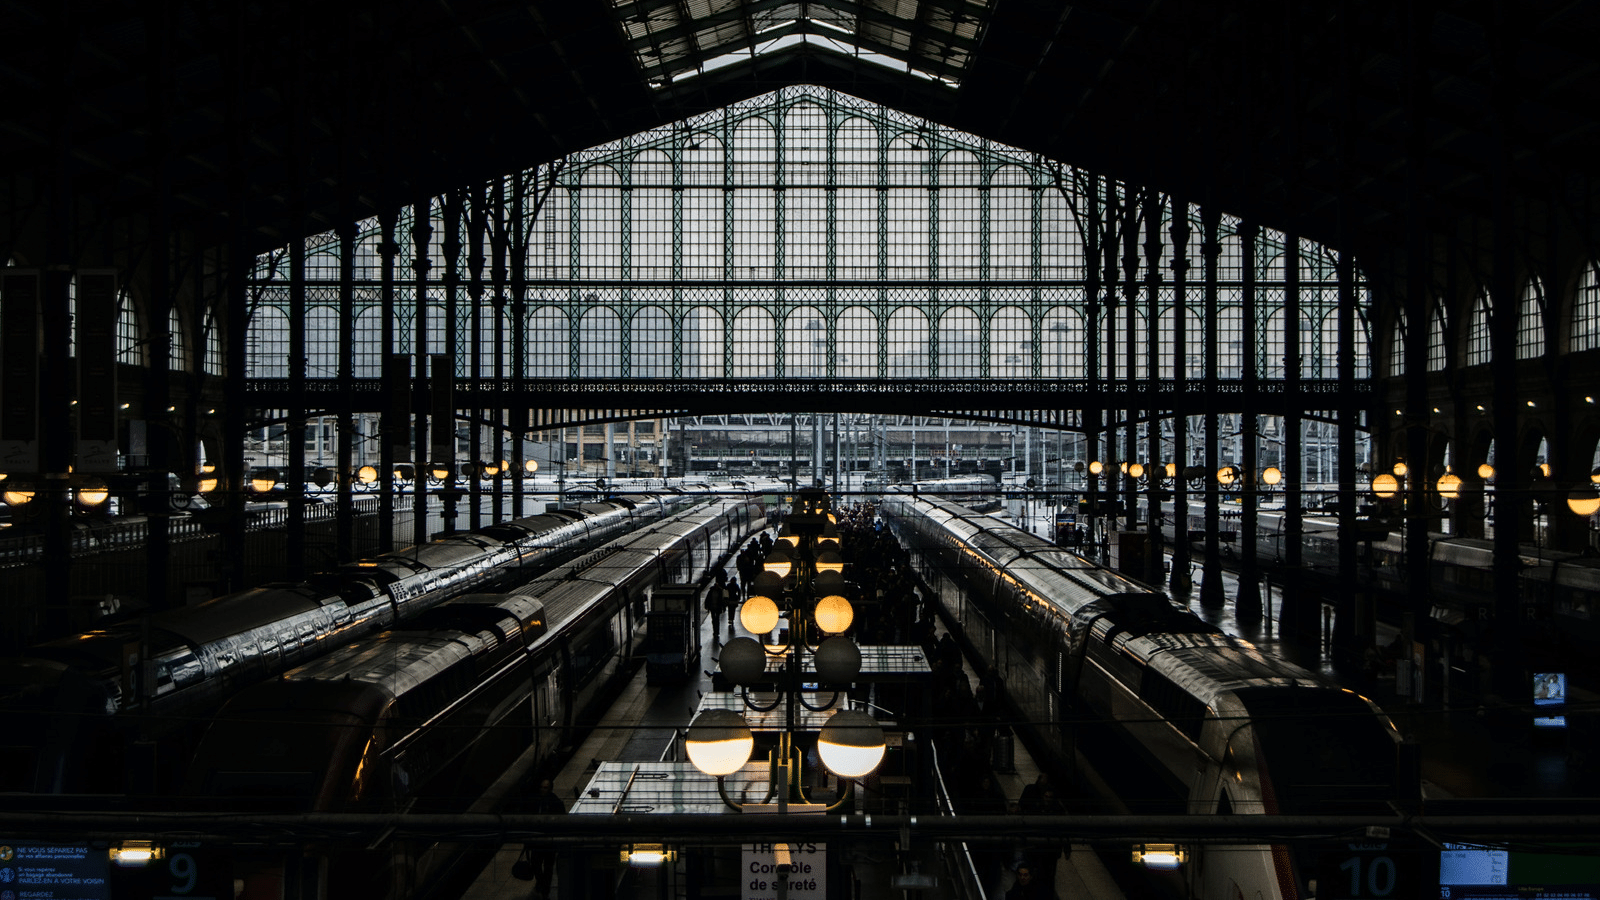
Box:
[246,85,1372,387]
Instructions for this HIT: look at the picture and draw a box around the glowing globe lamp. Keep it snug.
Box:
[685,709,754,777]
[741,595,780,635]
[817,709,886,779]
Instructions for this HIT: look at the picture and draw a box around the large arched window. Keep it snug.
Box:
[578,306,621,376]
[1575,262,1600,353]
[631,150,674,280]
[1518,278,1546,359]
[835,116,878,280]
[169,308,187,372]
[731,308,775,377]
[990,166,1031,279]
[682,306,723,377]
[732,120,777,279]
[305,306,340,378]
[837,307,878,377]
[783,103,828,279]
[1427,302,1448,371]
[629,306,672,377]
[989,306,1033,378]
[1467,289,1492,365]
[938,306,981,377]
[526,305,570,377]
[352,303,384,377]
[886,134,929,279]
[117,288,142,365]
[1041,305,1084,377]
[202,310,223,375]
[1389,310,1406,378]
[886,308,928,377]
[936,149,981,280]
[247,305,288,377]
[784,303,827,379]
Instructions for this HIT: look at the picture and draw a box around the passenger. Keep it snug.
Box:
[526,778,567,897]
[1005,864,1048,899]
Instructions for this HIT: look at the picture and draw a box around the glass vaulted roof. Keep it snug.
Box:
[609,0,993,89]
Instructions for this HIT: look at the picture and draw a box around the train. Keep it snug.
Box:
[887,474,1001,512]
[0,491,702,795]
[881,493,1403,900]
[181,495,769,900]
[1150,499,1600,649]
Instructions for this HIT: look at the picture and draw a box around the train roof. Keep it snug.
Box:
[152,582,337,648]
[285,630,491,699]
[1135,632,1325,707]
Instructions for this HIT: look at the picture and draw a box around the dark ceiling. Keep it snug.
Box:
[4,0,1598,280]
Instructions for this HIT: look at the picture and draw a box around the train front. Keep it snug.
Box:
[1202,685,1404,900]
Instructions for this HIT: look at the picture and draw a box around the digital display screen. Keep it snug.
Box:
[1440,843,1509,886]
[1534,672,1567,728]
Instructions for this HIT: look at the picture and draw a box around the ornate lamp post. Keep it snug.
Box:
[685,489,886,813]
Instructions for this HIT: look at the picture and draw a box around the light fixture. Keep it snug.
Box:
[814,636,863,683]
[524,458,539,473]
[1216,466,1237,486]
[740,594,780,635]
[1392,461,1408,478]
[2,483,33,506]
[1088,460,1104,475]
[1261,466,1282,486]
[77,478,110,507]
[1164,462,1177,479]
[1527,400,1536,408]
[816,709,887,779]
[763,550,793,579]
[1432,407,1441,413]
[817,522,841,550]
[1478,463,1495,481]
[621,844,674,868]
[110,841,162,867]
[813,595,854,635]
[1372,473,1400,499]
[1567,489,1600,517]
[1436,472,1462,499]
[814,550,844,574]
[250,468,278,493]
[1132,844,1186,870]
[718,637,770,684]
[394,464,415,481]
[1127,462,1145,480]
[1592,466,1600,485]
[684,708,754,777]
[1476,404,1485,411]
[356,465,378,485]
[1119,461,1129,475]
[120,402,130,410]
[430,462,451,481]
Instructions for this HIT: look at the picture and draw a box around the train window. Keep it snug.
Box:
[1236,689,1397,814]
[1084,640,1143,694]
[1141,670,1205,741]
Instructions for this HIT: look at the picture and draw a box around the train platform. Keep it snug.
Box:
[459,591,994,898]
[1161,544,1600,803]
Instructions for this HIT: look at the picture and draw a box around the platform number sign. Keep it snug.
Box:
[1317,847,1420,900]
[109,845,232,900]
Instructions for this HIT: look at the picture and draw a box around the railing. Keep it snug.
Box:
[928,739,989,900]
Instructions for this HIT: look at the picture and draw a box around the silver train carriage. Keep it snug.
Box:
[1156,499,1600,648]
[181,496,766,899]
[882,493,1402,900]
[0,493,694,794]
